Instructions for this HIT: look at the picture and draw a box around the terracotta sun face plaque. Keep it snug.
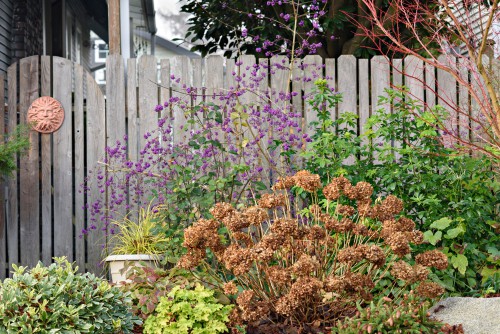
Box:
[27,96,65,134]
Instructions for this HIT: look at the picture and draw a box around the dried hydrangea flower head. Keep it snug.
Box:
[293,170,321,192]
[416,250,449,270]
[416,281,445,299]
[241,206,268,225]
[223,281,238,295]
[272,175,296,190]
[257,193,286,208]
[323,176,351,200]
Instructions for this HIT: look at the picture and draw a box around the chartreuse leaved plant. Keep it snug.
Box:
[143,284,232,334]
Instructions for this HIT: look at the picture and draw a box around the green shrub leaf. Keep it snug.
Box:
[429,217,452,230]
[451,254,468,275]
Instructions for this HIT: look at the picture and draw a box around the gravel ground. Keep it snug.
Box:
[429,297,500,334]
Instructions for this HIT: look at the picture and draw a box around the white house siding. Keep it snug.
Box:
[449,1,500,58]
[155,46,184,60]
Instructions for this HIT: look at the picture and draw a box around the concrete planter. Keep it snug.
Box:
[105,254,161,285]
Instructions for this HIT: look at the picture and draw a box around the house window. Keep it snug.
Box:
[94,40,109,62]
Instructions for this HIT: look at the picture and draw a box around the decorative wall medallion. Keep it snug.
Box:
[27,96,65,134]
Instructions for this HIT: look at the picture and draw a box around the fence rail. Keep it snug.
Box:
[0,54,496,278]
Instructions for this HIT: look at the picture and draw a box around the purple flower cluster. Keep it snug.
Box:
[225,0,330,58]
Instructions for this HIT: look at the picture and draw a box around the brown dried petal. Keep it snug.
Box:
[272,176,296,190]
[288,276,323,302]
[275,295,299,316]
[357,199,372,217]
[323,182,341,201]
[266,266,290,286]
[336,218,355,233]
[382,195,404,216]
[336,204,356,217]
[406,230,424,245]
[223,281,238,295]
[242,206,269,225]
[324,275,346,292]
[324,217,340,231]
[294,170,321,192]
[415,250,449,270]
[210,203,235,220]
[416,281,445,299]
[391,260,414,281]
[291,254,320,276]
[364,245,386,267]
[257,193,286,209]
[397,217,416,231]
[309,225,326,240]
[223,245,253,275]
[271,218,299,237]
[236,290,254,310]
[352,224,371,237]
[222,212,250,232]
[385,232,411,257]
[183,218,219,249]
[177,249,205,269]
[413,264,430,282]
[343,183,357,200]
[337,245,368,264]
[232,232,253,247]
[354,181,373,200]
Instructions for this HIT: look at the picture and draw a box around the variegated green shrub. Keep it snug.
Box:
[0,257,140,333]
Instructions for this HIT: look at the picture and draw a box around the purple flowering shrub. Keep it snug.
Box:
[83,60,319,260]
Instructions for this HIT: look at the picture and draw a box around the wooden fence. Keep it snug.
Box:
[0,54,496,278]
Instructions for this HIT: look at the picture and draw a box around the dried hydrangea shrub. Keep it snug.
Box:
[178,172,448,328]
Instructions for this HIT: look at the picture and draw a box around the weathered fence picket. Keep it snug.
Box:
[53,57,73,260]
[19,56,39,269]
[0,54,497,279]
[86,69,106,275]
[40,56,52,266]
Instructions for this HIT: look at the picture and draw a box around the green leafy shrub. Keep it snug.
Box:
[0,124,30,176]
[0,257,140,333]
[302,82,499,294]
[333,292,463,334]
[143,284,232,334]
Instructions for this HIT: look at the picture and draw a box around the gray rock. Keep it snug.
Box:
[429,297,500,334]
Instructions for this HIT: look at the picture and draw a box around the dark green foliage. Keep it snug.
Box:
[0,124,29,176]
[303,84,500,294]
[178,0,438,58]
[0,257,140,333]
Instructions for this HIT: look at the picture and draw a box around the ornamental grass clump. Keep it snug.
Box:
[178,171,448,329]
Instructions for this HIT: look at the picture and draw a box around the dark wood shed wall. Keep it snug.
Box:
[0,0,13,102]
